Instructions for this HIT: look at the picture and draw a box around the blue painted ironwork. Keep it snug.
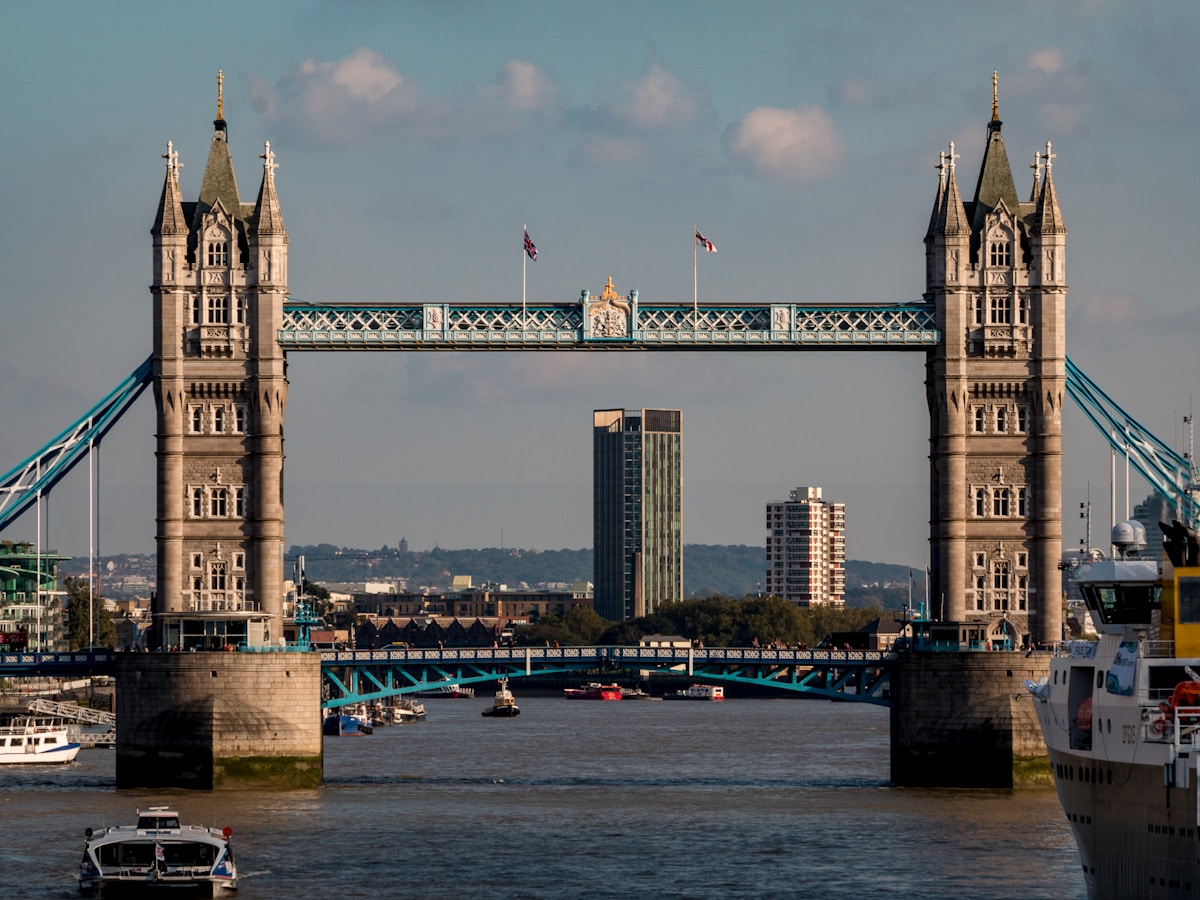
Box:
[0,648,117,677]
[278,299,939,350]
[1065,357,1200,527]
[319,646,895,707]
[0,357,153,533]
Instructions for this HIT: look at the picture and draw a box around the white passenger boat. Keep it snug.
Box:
[1027,520,1200,899]
[0,716,81,764]
[663,683,724,701]
[78,806,237,896]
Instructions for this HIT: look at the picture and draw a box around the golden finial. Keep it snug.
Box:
[217,69,224,120]
[991,70,999,121]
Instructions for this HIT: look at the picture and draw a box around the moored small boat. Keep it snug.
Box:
[322,711,373,735]
[413,684,475,699]
[78,806,237,896]
[663,684,725,701]
[0,716,81,764]
[482,678,520,717]
[563,682,622,700]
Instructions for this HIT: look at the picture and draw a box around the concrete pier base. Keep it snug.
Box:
[115,653,323,790]
[889,651,1052,788]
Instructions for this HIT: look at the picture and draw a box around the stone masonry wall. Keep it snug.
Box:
[115,652,322,790]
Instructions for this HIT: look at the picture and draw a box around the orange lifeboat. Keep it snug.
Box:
[1075,695,1093,731]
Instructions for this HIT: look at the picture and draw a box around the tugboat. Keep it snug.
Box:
[78,806,236,896]
[481,678,520,717]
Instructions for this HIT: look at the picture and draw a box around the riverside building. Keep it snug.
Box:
[592,408,683,622]
[765,486,846,607]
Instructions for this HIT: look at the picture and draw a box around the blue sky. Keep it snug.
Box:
[2,1,1198,567]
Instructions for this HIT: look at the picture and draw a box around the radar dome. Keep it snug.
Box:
[1111,520,1147,555]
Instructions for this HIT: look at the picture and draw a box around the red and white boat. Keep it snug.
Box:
[563,682,622,700]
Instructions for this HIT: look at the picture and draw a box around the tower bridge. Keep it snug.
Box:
[4,78,1197,790]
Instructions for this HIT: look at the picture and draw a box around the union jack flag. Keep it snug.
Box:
[524,230,538,261]
[695,230,716,253]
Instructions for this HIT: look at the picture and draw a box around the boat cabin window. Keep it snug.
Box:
[137,814,181,830]
[1078,582,1160,625]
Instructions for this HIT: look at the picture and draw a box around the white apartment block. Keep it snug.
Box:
[765,486,846,606]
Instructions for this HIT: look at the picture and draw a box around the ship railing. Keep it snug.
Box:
[1143,639,1175,658]
[1144,702,1200,744]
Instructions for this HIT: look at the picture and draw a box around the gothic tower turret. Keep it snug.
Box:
[925,74,1065,647]
[150,72,289,649]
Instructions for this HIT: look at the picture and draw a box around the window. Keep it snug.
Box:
[207,295,229,324]
[975,577,986,610]
[993,564,1010,591]
[234,553,244,569]
[974,296,984,326]
[234,406,246,433]
[1017,487,1028,517]
[975,552,986,568]
[996,407,1007,433]
[206,240,228,267]
[1017,406,1029,433]
[191,297,201,325]
[975,489,987,517]
[974,407,985,433]
[989,240,1011,267]
[190,407,203,433]
[989,295,1012,324]
[234,487,245,518]
[1017,552,1027,568]
[213,407,225,433]
[192,576,203,592]
[1018,576,1028,610]
[210,488,227,517]
[1018,294,1029,325]
[210,563,226,592]
[191,489,203,518]
[235,295,246,325]
[993,488,1010,517]
[192,553,202,568]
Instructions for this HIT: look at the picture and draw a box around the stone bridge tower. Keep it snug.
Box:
[149,73,289,648]
[925,76,1066,648]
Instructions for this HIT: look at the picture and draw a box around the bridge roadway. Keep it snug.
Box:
[0,646,894,707]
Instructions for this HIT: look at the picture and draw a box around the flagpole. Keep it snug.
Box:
[693,224,698,329]
[522,223,527,327]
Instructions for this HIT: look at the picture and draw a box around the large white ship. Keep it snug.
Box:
[1028,519,1200,899]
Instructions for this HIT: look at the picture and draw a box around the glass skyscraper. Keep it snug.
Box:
[593,409,683,622]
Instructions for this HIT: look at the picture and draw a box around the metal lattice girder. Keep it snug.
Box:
[0,357,153,534]
[1065,357,1200,527]
[319,646,895,707]
[279,301,938,350]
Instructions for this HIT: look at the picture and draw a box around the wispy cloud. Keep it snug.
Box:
[596,62,714,133]
[248,49,559,145]
[1027,47,1065,75]
[723,105,844,184]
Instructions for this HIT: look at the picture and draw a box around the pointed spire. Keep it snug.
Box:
[1035,141,1066,235]
[1028,150,1041,203]
[925,150,947,242]
[253,141,287,235]
[942,141,970,236]
[194,71,242,230]
[970,71,1021,232]
[152,141,188,236]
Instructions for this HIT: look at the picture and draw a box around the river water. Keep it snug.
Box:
[3,694,1085,899]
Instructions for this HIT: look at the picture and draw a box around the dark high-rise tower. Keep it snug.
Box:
[593,409,683,621]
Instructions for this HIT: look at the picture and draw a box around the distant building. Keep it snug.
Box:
[593,408,683,621]
[0,541,70,650]
[765,486,846,607]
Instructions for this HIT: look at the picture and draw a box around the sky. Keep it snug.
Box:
[1,1,1199,568]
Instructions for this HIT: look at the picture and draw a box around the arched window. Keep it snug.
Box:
[234,487,245,518]
[989,240,1011,267]
[1017,406,1029,433]
[1017,487,1028,517]
[993,488,1010,517]
[209,563,226,592]
[996,407,1007,433]
[213,407,225,433]
[975,576,986,610]
[974,407,985,433]
[210,488,227,517]
[191,407,203,433]
[207,240,229,267]
[191,488,203,518]
[207,295,229,324]
[234,406,246,433]
[975,489,987,517]
[989,295,1012,324]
